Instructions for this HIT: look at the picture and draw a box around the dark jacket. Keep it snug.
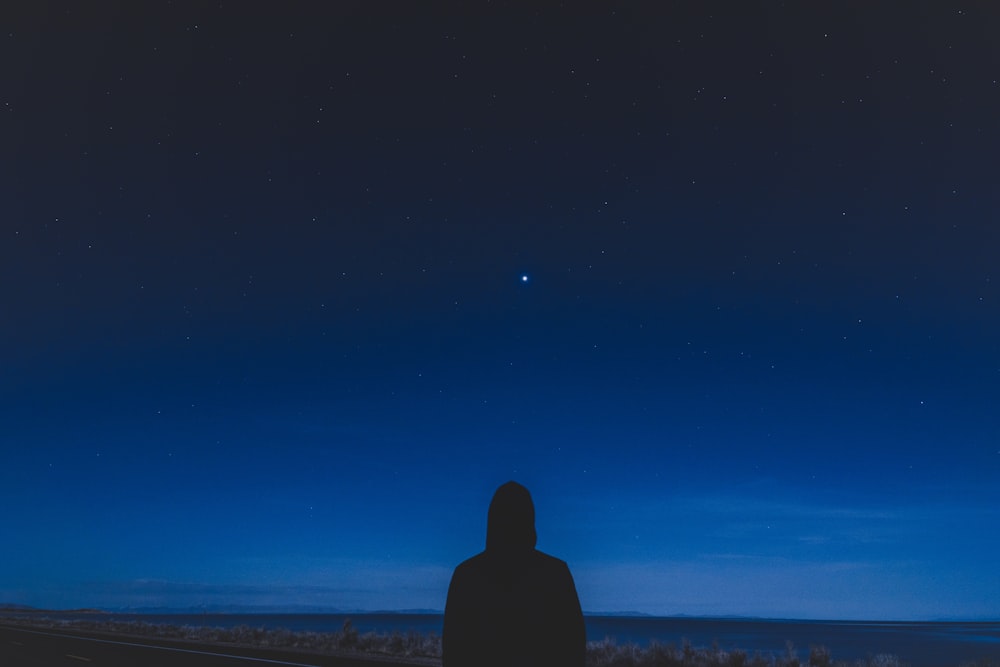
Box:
[443,482,586,667]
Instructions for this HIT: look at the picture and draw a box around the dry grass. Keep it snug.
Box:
[1,614,943,667]
[584,637,908,667]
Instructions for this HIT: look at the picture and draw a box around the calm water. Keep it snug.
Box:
[34,613,1000,666]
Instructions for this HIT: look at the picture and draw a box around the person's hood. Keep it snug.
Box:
[486,481,537,551]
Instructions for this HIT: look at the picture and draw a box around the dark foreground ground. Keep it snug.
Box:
[0,624,430,667]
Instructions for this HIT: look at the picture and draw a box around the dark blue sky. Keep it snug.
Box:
[2,3,998,620]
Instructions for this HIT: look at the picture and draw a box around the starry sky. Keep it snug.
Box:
[2,3,999,621]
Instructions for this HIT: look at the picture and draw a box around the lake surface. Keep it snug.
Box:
[28,613,1000,666]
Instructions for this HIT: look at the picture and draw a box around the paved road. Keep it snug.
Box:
[0,624,428,667]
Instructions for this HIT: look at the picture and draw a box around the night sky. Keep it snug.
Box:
[2,3,999,621]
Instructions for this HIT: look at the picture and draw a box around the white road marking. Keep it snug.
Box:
[66,655,92,662]
[3,627,324,666]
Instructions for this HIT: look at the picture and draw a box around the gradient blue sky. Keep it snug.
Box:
[2,3,998,620]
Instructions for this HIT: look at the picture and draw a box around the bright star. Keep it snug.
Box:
[521,274,529,283]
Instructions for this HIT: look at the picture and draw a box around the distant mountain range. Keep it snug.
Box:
[1,603,444,615]
[2,602,668,617]
[111,605,445,615]
[0,604,106,614]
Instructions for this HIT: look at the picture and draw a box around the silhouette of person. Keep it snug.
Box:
[443,481,585,667]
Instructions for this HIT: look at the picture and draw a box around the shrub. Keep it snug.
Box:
[336,618,358,649]
[809,645,832,667]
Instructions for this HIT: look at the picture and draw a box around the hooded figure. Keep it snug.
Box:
[443,481,585,667]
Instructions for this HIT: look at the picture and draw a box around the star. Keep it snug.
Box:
[520,274,529,283]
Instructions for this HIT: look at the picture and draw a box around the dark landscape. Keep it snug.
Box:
[3,609,999,667]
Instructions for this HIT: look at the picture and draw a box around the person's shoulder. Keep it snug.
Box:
[531,549,572,572]
[453,551,488,575]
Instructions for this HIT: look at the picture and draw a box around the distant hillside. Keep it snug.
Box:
[111,605,445,615]
[0,604,106,614]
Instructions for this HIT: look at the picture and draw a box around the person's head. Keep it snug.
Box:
[486,481,537,551]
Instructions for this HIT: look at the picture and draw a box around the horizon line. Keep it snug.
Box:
[2,604,996,623]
